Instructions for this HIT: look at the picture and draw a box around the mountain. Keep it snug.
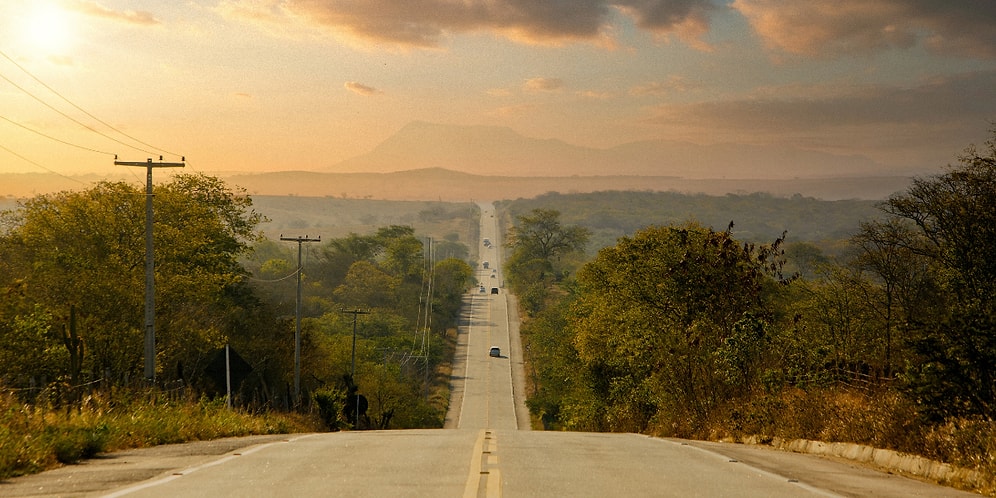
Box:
[0,169,912,201]
[327,121,897,178]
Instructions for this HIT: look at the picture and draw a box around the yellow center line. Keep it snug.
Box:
[463,430,502,498]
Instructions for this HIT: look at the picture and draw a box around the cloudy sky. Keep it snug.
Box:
[0,0,993,176]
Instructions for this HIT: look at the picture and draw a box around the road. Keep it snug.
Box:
[0,202,977,497]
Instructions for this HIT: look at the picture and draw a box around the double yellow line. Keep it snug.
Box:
[463,429,502,498]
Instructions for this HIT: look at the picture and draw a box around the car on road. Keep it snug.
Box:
[479,285,486,293]
[489,346,501,357]
[490,287,499,294]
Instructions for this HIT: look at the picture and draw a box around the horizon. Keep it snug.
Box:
[0,1,993,178]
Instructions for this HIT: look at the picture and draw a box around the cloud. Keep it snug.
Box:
[344,81,383,96]
[524,77,565,92]
[487,104,539,117]
[652,70,994,130]
[69,0,159,26]
[644,70,996,163]
[577,90,612,99]
[216,0,289,25]
[630,76,697,96]
[284,0,717,48]
[733,0,996,59]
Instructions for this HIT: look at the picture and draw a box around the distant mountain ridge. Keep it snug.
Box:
[327,121,896,178]
[0,168,913,201]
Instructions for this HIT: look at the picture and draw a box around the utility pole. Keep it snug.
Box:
[280,235,320,407]
[342,308,370,426]
[116,156,184,382]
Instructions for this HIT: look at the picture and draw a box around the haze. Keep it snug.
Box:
[1,0,994,179]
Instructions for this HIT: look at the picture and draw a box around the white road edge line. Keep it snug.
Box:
[649,437,843,498]
[101,434,317,497]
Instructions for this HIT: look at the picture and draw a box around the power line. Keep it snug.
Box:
[0,49,181,159]
[247,268,301,283]
[0,113,115,156]
[0,70,156,156]
[0,142,88,186]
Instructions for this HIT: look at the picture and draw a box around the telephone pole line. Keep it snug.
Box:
[116,156,184,382]
[280,235,320,407]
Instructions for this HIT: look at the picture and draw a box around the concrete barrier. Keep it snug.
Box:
[763,436,986,490]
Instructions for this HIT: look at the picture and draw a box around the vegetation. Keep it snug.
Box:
[0,388,317,479]
[506,129,996,492]
[0,174,476,477]
[503,189,881,257]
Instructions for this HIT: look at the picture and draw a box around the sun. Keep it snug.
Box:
[20,2,75,54]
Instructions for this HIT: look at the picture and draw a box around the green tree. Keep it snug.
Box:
[883,129,996,420]
[0,175,265,389]
[333,260,399,308]
[504,208,589,313]
[570,222,783,433]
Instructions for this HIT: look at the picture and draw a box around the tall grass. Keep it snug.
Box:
[0,389,320,479]
[683,386,996,494]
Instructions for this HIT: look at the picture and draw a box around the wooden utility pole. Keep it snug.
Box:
[116,157,184,382]
[280,235,320,406]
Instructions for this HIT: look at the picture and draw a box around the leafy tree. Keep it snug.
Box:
[791,265,882,375]
[569,222,784,433]
[431,258,475,327]
[851,218,941,375]
[882,129,996,420]
[0,175,265,389]
[504,209,589,313]
[506,208,590,262]
[333,260,399,308]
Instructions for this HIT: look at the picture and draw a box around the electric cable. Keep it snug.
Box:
[0,70,156,156]
[0,142,88,185]
[0,49,181,159]
[0,113,115,156]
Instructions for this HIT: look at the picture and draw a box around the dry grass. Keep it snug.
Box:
[0,389,320,479]
[687,387,996,495]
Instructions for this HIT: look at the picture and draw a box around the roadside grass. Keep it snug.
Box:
[690,387,996,495]
[0,389,320,480]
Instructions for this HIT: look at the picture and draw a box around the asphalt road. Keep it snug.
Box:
[0,202,977,497]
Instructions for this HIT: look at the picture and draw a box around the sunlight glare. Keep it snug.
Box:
[21,2,74,54]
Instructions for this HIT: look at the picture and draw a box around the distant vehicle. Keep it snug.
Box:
[483,238,491,246]
[489,346,501,357]
[483,261,489,269]
[491,287,499,294]
[479,285,486,293]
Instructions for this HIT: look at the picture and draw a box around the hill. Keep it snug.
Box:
[223,168,910,201]
[326,121,910,178]
[0,168,912,202]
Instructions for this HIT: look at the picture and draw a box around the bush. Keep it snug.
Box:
[49,424,109,464]
[0,388,320,479]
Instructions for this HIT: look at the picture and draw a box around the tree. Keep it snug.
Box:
[882,129,996,420]
[504,208,590,312]
[0,175,265,390]
[851,218,941,375]
[506,208,590,262]
[569,222,783,433]
[333,260,398,308]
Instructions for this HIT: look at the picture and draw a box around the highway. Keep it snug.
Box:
[1,202,976,497]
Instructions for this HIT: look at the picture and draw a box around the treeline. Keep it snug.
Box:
[504,130,996,482]
[504,189,883,256]
[0,173,475,430]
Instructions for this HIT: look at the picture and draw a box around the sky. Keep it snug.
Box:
[0,0,994,177]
